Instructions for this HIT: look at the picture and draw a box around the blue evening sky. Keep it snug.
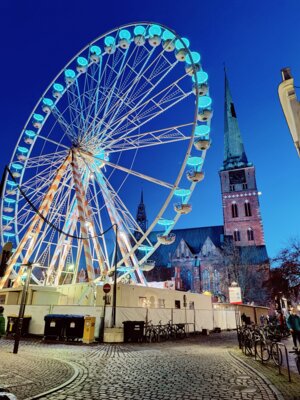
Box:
[0,0,299,258]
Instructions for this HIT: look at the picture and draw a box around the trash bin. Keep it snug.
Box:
[65,315,84,341]
[123,321,144,343]
[44,314,66,340]
[6,315,32,337]
[83,316,96,344]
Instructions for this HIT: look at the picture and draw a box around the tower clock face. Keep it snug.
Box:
[229,170,246,184]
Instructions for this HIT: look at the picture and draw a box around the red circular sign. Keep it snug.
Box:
[103,283,111,293]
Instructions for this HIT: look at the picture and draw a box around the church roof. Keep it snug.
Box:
[239,245,269,265]
[223,71,249,170]
[148,225,224,267]
[147,225,269,267]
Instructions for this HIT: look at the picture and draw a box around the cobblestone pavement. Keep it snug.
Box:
[0,332,292,400]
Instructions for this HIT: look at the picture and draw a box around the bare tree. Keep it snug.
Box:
[221,238,269,304]
[270,238,300,302]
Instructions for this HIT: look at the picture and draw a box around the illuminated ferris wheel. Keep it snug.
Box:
[0,22,212,288]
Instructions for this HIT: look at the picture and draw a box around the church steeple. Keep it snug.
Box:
[219,71,265,247]
[135,190,147,240]
[223,72,249,170]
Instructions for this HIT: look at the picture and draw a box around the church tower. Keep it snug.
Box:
[135,190,147,240]
[219,73,265,246]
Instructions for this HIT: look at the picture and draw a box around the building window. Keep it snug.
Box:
[244,201,252,217]
[230,184,235,192]
[158,298,165,308]
[242,183,248,190]
[202,269,210,292]
[213,270,220,295]
[233,229,241,242]
[247,228,254,241]
[231,203,238,218]
[138,297,148,307]
[175,300,181,309]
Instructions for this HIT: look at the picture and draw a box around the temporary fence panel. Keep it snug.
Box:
[116,306,147,326]
[194,309,214,331]
[148,308,172,325]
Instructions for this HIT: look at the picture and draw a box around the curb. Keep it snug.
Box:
[229,351,285,400]
[25,359,80,400]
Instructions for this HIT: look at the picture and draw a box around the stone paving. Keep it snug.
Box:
[0,332,296,400]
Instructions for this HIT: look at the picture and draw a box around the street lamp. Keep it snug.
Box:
[111,224,118,328]
[13,261,40,354]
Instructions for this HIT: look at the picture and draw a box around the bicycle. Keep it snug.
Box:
[174,323,186,339]
[165,320,177,340]
[144,320,158,343]
[255,339,283,366]
[156,320,169,341]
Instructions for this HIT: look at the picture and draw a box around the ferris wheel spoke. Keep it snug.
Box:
[93,45,156,139]
[107,123,193,153]
[103,86,192,151]
[98,54,179,144]
[49,105,79,144]
[101,72,189,146]
[23,149,68,168]
[93,171,143,283]
[102,159,173,189]
[86,42,163,143]
[101,175,152,248]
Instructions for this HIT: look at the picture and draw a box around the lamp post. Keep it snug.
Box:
[111,224,118,328]
[13,261,39,354]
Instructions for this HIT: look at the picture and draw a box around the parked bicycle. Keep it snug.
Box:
[144,320,187,342]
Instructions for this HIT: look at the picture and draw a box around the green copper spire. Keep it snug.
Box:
[223,72,248,170]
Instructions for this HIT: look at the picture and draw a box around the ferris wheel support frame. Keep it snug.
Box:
[0,153,71,289]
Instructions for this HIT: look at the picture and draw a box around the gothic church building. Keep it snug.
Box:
[139,75,269,304]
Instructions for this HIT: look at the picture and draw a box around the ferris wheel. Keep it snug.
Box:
[0,22,212,289]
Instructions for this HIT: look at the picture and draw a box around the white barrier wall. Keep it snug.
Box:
[3,305,216,336]
[213,310,237,330]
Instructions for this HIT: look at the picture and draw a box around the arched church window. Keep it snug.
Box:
[247,228,254,241]
[213,270,220,295]
[202,269,210,292]
[231,203,238,218]
[244,201,252,217]
[233,229,240,242]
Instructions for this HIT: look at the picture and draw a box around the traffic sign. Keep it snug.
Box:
[103,283,111,293]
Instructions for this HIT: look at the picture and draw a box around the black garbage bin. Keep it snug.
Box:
[6,315,31,337]
[65,315,84,341]
[44,314,66,340]
[123,321,144,343]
